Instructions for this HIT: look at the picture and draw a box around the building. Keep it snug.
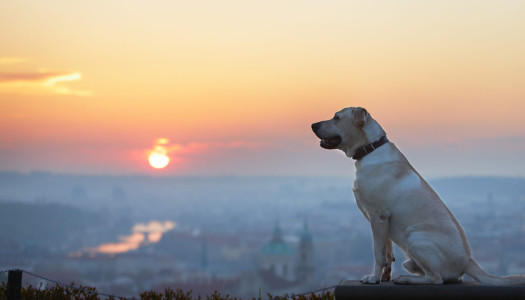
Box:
[259,221,296,281]
[296,221,315,289]
[230,220,316,298]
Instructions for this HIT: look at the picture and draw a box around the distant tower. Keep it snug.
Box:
[296,220,315,287]
[260,220,296,281]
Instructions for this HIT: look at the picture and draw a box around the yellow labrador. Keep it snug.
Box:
[312,107,525,285]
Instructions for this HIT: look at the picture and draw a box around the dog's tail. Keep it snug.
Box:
[465,258,525,285]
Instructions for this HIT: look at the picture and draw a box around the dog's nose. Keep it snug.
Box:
[311,122,321,132]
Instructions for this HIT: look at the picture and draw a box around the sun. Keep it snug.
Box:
[148,148,170,169]
[148,138,172,169]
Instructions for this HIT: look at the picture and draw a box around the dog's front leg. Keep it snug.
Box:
[361,210,391,284]
[381,239,395,281]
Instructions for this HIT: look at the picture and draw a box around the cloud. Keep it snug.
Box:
[156,138,170,145]
[168,141,268,155]
[0,71,65,81]
[0,69,92,97]
[147,138,268,158]
[143,138,273,174]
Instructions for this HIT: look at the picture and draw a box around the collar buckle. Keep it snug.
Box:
[352,136,389,160]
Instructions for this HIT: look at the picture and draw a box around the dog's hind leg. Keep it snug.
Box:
[393,237,444,284]
[402,259,424,276]
[394,256,443,284]
[361,210,391,284]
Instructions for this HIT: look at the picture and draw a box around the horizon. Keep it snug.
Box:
[1,1,524,178]
[1,170,524,180]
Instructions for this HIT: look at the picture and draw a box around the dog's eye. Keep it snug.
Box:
[333,115,340,121]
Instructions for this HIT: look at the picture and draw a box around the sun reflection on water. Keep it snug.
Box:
[86,220,177,255]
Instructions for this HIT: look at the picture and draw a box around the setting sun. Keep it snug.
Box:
[148,147,170,169]
[148,139,171,169]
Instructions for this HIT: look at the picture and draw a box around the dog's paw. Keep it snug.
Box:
[360,274,381,284]
[392,275,410,285]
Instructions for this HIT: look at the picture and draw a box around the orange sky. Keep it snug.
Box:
[1,1,524,177]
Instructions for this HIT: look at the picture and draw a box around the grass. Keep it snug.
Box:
[0,282,335,300]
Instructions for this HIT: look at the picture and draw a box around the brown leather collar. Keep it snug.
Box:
[352,136,389,160]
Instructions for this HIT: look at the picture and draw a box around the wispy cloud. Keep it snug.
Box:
[0,70,92,97]
[147,138,267,157]
[167,140,268,155]
[144,138,269,172]
[0,57,91,96]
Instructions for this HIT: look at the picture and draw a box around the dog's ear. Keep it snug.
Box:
[352,107,368,127]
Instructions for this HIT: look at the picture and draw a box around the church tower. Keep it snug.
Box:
[260,220,296,281]
[296,220,315,287]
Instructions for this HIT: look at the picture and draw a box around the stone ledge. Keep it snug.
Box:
[334,280,525,300]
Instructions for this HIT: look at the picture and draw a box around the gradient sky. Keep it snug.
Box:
[1,0,524,178]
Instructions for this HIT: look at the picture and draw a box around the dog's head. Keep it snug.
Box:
[311,107,386,157]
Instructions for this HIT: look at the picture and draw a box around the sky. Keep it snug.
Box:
[1,0,524,178]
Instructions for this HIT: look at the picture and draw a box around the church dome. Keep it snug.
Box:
[261,221,295,256]
[261,240,295,255]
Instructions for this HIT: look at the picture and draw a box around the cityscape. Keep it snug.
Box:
[1,172,524,298]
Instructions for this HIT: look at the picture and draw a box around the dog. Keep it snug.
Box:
[312,106,525,285]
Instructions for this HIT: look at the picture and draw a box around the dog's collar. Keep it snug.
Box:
[352,136,389,160]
